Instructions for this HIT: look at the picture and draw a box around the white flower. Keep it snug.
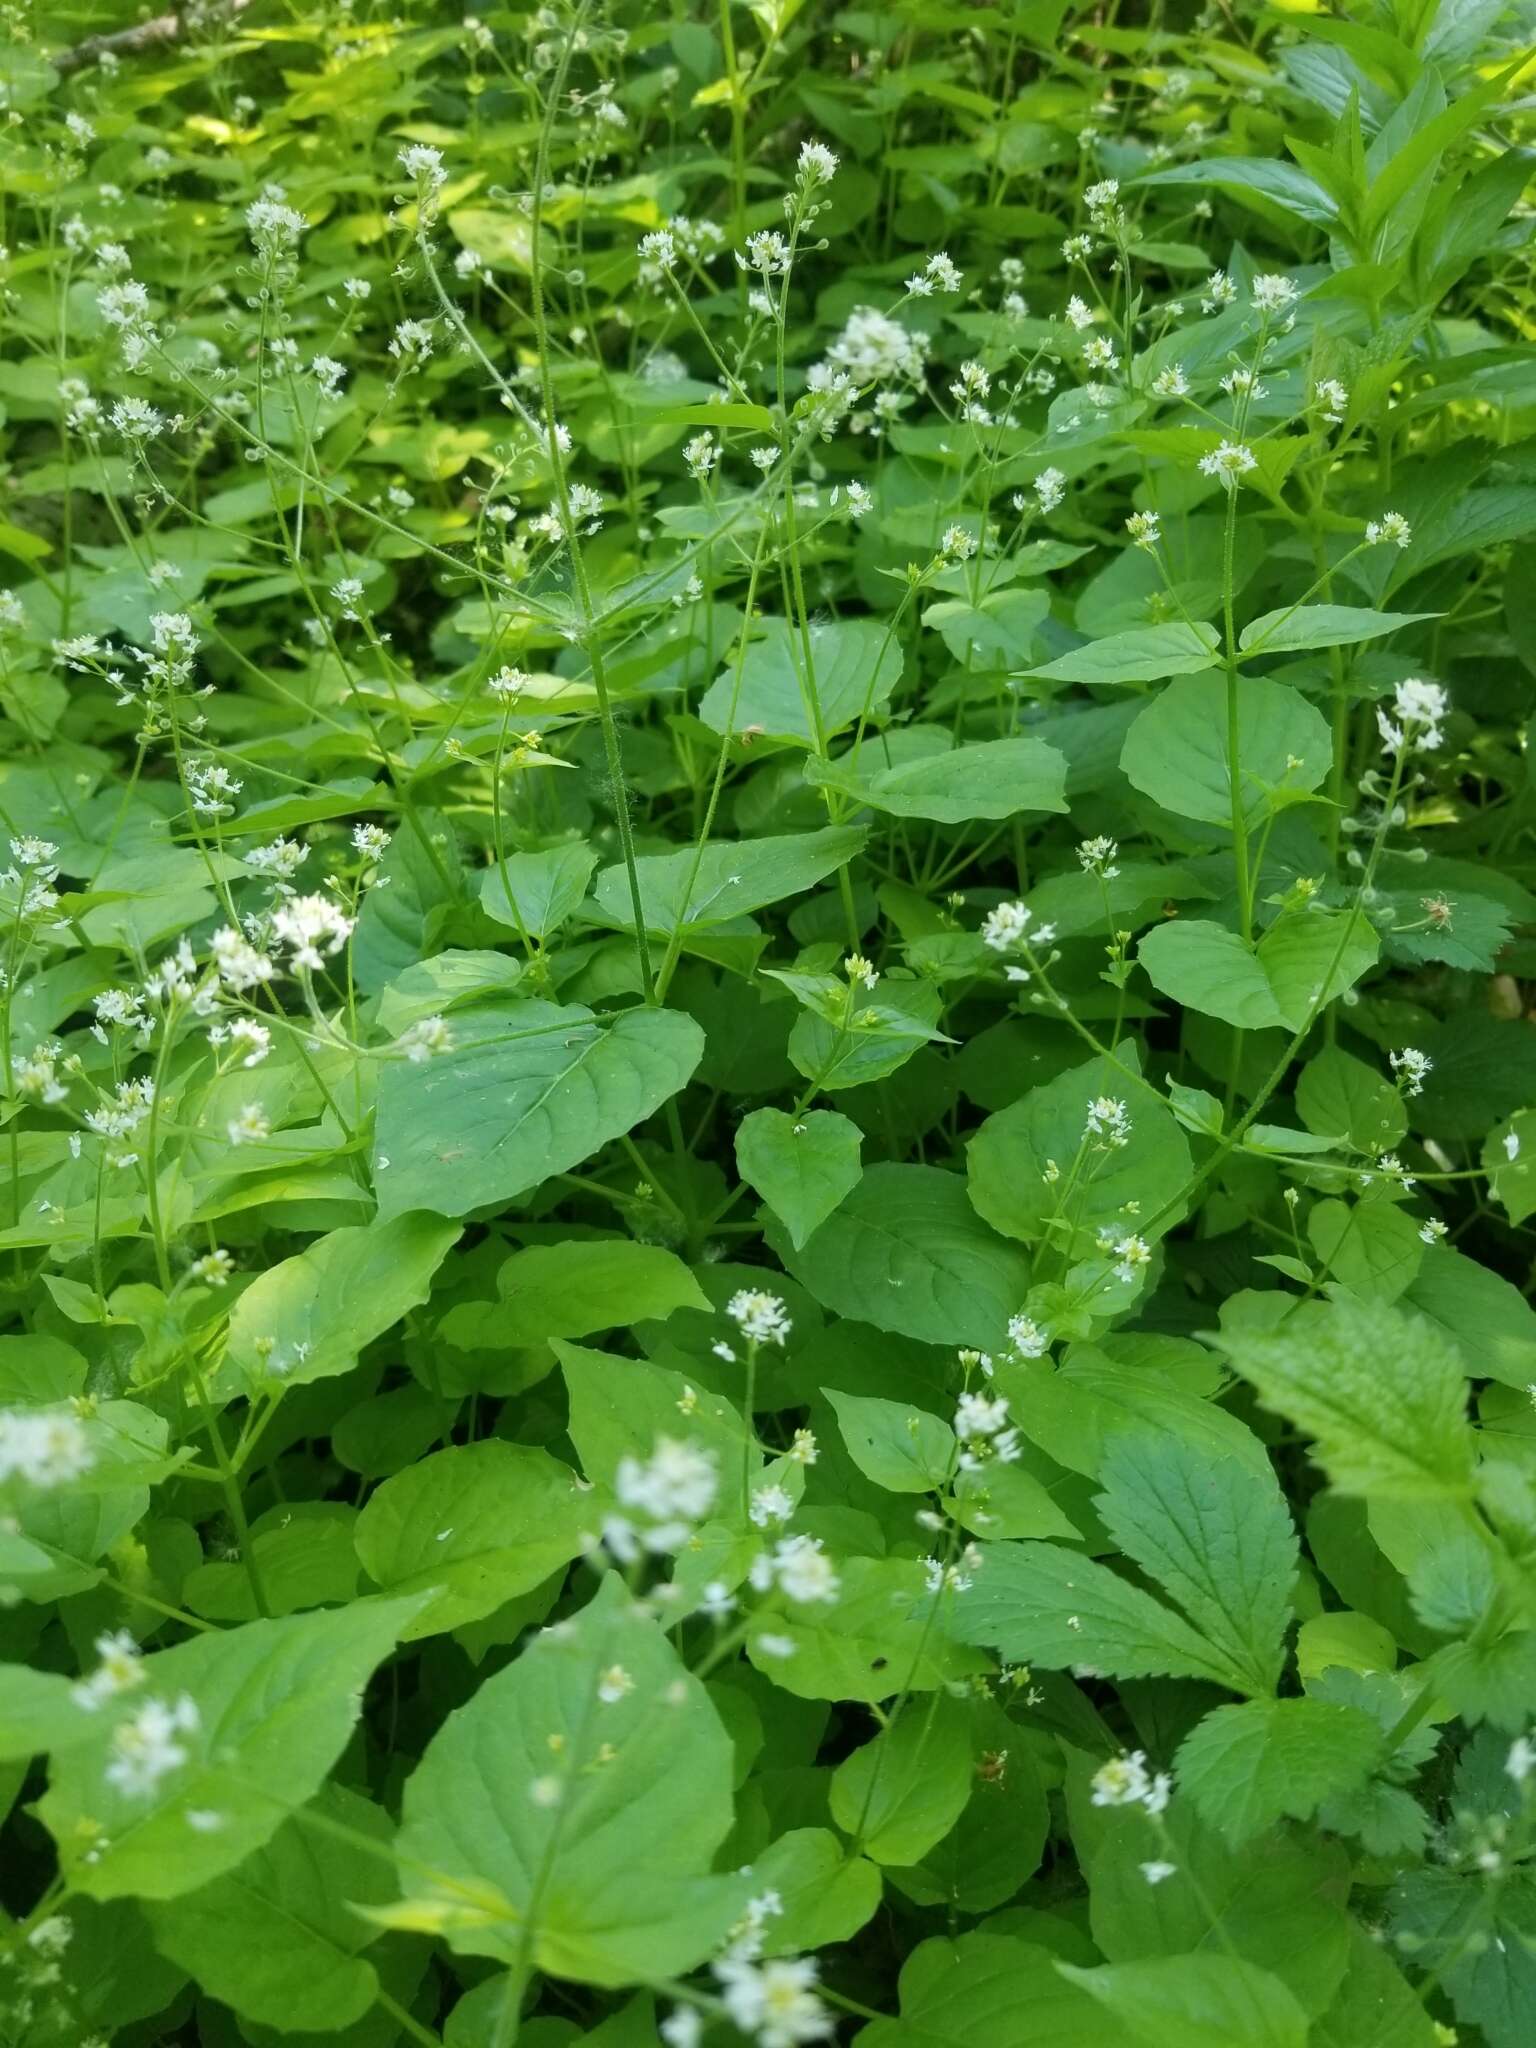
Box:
[1091,1751,1152,1806]
[227,1106,271,1147]
[981,900,1034,952]
[1419,1218,1447,1245]
[388,319,435,367]
[1197,439,1257,488]
[750,1483,795,1527]
[209,926,274,992]
[1085,1095,1131,1146]
[1109,1233,1151,1285]
[597,1664,634,1704]
[1151,365,1188,399]
[1007,1314,1050,1359]
[1034,467,1066,513]
[72,1630,144,1710]
[1366,511,1411,549]
[1082,335,1118,372]
[1389,1047,1432,1097]
[660,2010,703,2048]
[639,229,677,271]
[1377,676,1448,754]
[727,1290,792,1346]
[740,230,792,276]
[1200,270,1237,313]
[797,140,838,186]
[352,823,391,863]
[713,1956,834,2047]
[824,306,926,385]
[105,1694,200,1799]
[1507,1734,1536,1784]
[1312,378,1348,424]
[1140,1860,1177,1884]
[109,397,165,440]
[953,1391,1019,1469]
[1251,273,1299,313]
[1077,835,1119,877]
[271,893,354,971]
[684,433,718,482]
[842,479,873,517]
[1064,294,1095,332]
[1507,1131,1522,1163]
[397,1015,452,1063]
[0,1408,94,1488]
[615,1437,719,1528]
[1117,512,1162,559]
[905,252,962,297]
[760,1534,840,1605]
[398,143,447,190]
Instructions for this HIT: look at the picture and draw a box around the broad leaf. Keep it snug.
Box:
[736,1107,863,1249]
[1122,673,1331,828]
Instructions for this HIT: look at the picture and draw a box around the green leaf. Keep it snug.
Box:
[1222,1297,1475,1500]
[591,826,868,936]
[1307,1198,1424,1303]
[892,1698,1049,1915]
[829,1694,973,1864]
[39,1597,423,1899]
[736,1107,863,1249]
[354,1441,594,1639]
[448,1238,709,1348]
[804,731,1067,822]
[744,1828,882,1954]
[967,1050,1192,1255]
[0,1665,96,1760]
[826,1389,955,1494]
[1389,1869,1536,2048]
[1176,1699,1384,1843]
[223,1212,460,1393]
[480,843,597,939]
[856,1933,1101,2047]
[745,1558,989,1703]
[1095,1437,1297,1698]
[1122,673,1332,828]
[1139,913,1377,1033]
[922,586,1050,664]
[700,617,904,744]
[1296,1047,1407,1153]
[557,1339,747,1494]
[775,1163,1031,1353]
[391,1574,747,1985]
[1029,622,1220,687]
[143,1785,395,2031]
[373,1001,703,1220]
[952,1540,1257,1690]
[1058,1955,1309,2048]
[1237,605,1436,657]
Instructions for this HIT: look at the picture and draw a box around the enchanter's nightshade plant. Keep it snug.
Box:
[0,0,1534,2043]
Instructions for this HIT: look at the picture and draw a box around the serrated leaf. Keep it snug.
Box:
[1222,1297,1474,1500]
[1094,1437,1297,1698]
[1176,1699,1384,1843]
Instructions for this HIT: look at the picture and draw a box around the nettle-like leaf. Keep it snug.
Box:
[389,1573,749,1986]
[1176,1699,1385,1843]
[1222,1296,1476,1500]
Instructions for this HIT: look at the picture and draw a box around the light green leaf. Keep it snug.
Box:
[804,731,1067,823]
[1222,1297,1475,1500]
[775,1163,1031,1353]
[1238,605,1436,657]
[373,1001,703,1220]
[144,1785,394,2031]
[591,826,867,936]
[1257,910,1379,1031]
[825,1390,955,1494]
[1139,921,1284,1030]
[481,843,597,939]
[1296,1047,1407,1153]
[355,1441,594,1639]
[922,586,1050,663]
[967,1050,1192,1255]
[830,1694,973,1865]
[392,1574,747,1986]
[745,1829,882,1954]
[1030,622,1220,686]
[745,1558,988,1703]
[700,617,903,744]
[736,1107,863,1249]
[557,1338,747,1495]
[446,1238,709,1349]
[856,1932,1101,2047]
[1308,1198,1424,1303]
[1058,1954,1309,2048]
[1122,673,1331,828]
[1176,1699,1384,1843]
[223,1212,460,1392]
[39,1597,423,1899]
[952,1540,1256,1691]
[1095,1437,1297,1698]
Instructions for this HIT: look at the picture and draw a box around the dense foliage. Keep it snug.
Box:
[3,0,1536,2041]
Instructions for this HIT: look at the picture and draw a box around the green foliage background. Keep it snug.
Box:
[2,0,1536,2041]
